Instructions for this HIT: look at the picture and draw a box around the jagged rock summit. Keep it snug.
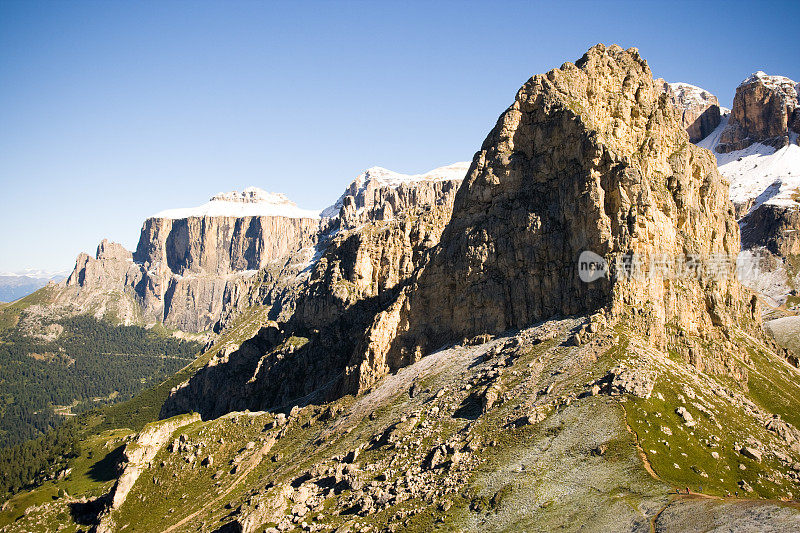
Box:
[693,72,800,306]
[322,162,469,228]
[163,44,755,417]
[662,81,722,143]
[12,44,800,533]
[59,187,322,332]
[717,71,799,153]
[162,163,469,417]
[698,71,800,215]
[129,187,322,330]
[346,44,751,393]
[153,187,322,220]
[56,164,468,334]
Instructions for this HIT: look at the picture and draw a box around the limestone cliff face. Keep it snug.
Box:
[131,209,319,332]
[162,199,459,417]
[134,215,318,275]
[738,203,800,308]
[164,45,755,418]
[346,44,753,392]
[741,204,800,257]
[694,73,800,309]
[61,190,321,333]
[322,163,468,229]
[717,72,799,153]
[59,169,469,336]
[161,165,468,416]
[60,238,265,333]
[662,81,721,143]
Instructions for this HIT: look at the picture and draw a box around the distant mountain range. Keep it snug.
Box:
[0,270,68,302]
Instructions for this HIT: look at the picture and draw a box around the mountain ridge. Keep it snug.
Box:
[4,44,800,533]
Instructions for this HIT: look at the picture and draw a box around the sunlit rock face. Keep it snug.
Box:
[62,189,320,332]
[717,71,799,153]
[662,81,721,143]
[346,44,752,393]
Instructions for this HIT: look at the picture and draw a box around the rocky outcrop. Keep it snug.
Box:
[60,190,321,332]
[662,81,721,143]
[740,203,800,257]
[322,163,468,229]
[160,164,468,415]
[346,44,753,393]
[65,239,136,288]
[162,197,458,417]
[717,72,799,153]
[697,74,800,309]
[737,203,800,310]
[59,169,470,335]
[58,239,151,325]
[164,44,756,418]
[96,413,201,533]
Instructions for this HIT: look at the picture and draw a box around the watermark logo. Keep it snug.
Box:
[577,251,763,283]
[578,250,607,283]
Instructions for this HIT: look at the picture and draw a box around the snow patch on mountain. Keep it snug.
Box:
[0,270,69,302]
[321,162,470,218]
[152,187,321,220]
[699,116,800,212]
[739,71,799,104]
[667,82,717,106]
[0,269,69,279]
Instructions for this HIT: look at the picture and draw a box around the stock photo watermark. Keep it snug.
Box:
[578,250,763,283]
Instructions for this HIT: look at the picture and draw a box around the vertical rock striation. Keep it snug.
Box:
[322,163,468,229]
[346,44,753,392]
[662,81,722,143]
[717,71,799,153]
[162,184,463,417]
[61,190,320,332]
[134,215,318,276]
[59,170,469,335]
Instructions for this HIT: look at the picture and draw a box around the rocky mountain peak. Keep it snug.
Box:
[95,239,132,262]
[662,80,721,142]
[62,191,321,332]
[739,71,799,98]
[14,42,800,533]
[355,163,470,187]
[667,82,717,106]
[345,43,751,392]
[153,187,320,220]
[58,159,467,334]
[322,162,469,228]
[162,43,757,418]
[209,187,293,205]
[717,70,799,153]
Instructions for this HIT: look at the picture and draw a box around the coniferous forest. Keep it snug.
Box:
[0,315,201,449]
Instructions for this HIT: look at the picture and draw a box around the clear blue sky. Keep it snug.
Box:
[1,0,798,272]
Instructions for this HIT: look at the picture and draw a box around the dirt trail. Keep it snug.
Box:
[758,294,800,317]
[618,403,725,533]
[617,402,800,532]
[162,434,277,533]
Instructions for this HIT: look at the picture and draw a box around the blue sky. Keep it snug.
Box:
[1,0,798,272]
